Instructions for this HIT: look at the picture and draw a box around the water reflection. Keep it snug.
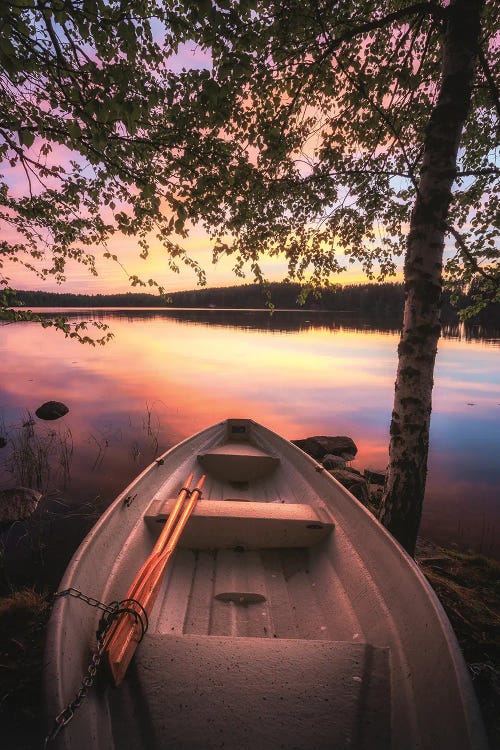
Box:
[1,309,499,559]
[25,307,500,343]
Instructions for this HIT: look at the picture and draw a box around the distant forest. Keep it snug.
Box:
[13,282,499,324]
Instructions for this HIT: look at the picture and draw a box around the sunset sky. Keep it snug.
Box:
[6,190,392,296]
[4,214,383,294]
[11,227,383,295]
[2,38,406,297]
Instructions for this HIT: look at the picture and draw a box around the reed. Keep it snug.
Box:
[142,401,160,454]
[3,413,73,491]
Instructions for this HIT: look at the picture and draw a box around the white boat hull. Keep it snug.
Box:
[44,419,487,749]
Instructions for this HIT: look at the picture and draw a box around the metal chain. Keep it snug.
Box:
[43,588,121,747]
[44,626,111,746]
[51,587,120,615]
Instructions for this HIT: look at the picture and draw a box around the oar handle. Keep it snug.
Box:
[109,475,194,608]
[161,475,205,555]
[151,473,194,557]
[101,474,193,666]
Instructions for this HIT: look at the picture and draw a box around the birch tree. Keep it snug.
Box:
[378,0,494,550]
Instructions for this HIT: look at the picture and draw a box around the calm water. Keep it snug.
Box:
[1,308,499,559]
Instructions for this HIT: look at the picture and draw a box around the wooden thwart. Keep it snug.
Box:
[103,474,205,686]
[146,499,334,549]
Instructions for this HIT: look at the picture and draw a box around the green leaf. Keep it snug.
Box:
[19,130,35,148]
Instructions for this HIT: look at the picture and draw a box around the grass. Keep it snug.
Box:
[0,588,50,748]
[416,545,500,748]
[2,403,163,491]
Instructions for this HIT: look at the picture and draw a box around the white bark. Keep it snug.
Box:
[379,0,485,554]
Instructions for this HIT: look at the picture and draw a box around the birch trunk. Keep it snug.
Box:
[378,0,484,555]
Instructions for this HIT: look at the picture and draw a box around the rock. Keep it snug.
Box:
[364,467,386,484]
[368,484,384,511]
[0,487,42,524]
[293,436,358,461]
[329,469,370,505]
[0,436,7,449]
[322,454,346,470]
[35,401,69,421]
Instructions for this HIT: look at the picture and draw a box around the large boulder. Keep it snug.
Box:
[35,401,69,421]
[293,435,358,461]
[329,469,370,505]
[0,487,42,524]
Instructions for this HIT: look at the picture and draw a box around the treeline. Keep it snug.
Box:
[12,282,499,323]
[13,290,164,308]
[13,282,405,313]
[162,282,499,323]
[168,282,407,315]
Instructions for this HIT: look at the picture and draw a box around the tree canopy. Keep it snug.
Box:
[167,0,498,308]
[1,1,498,311]
[0,0,205,339]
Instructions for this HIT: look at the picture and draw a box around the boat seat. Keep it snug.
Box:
[120,634,390,750]
[197,443,279,481]
[144,499,334,549]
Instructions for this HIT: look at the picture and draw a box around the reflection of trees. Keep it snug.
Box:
[25,308,500,342]
[145,309,400,334]
[441,324,500,344]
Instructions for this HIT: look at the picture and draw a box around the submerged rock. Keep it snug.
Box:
[0,487,42,524]
[35,401,69,421]
[293,435,358,461]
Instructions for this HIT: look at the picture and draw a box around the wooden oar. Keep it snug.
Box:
[99,478,192,689]
[104,475,205,686]
[106,475,194,620]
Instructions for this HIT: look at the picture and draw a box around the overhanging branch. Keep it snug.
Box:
[444,220,497,282]
[319,2,445,60]
[477,44,500,119]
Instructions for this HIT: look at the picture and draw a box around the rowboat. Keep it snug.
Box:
[44,418,487,749]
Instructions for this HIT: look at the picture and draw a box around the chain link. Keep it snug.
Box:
[52,587,120,615]
[43,588,121,747]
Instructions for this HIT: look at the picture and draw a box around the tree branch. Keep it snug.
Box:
[444,220,497,282]
[456,168,500,176]
[477,44,500,119]
[318,2,445,62]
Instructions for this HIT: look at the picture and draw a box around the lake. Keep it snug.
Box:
[1,308,499,561]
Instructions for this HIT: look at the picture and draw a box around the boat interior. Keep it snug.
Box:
[126,419,391,748]
[143,418,349,642]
